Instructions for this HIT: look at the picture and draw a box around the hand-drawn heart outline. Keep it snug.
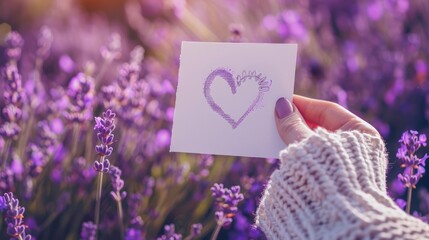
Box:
[204,68,271,129]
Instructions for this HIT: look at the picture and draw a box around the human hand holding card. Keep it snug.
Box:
[170,42,297,159]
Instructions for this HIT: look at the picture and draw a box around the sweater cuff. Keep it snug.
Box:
[256,128,399,239]
[279,128,388,194]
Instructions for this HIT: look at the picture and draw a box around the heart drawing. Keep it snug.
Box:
[203,68,272,129]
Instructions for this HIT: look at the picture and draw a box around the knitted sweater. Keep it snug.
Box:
[256,128,429,240]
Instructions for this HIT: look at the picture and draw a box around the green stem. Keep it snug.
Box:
[2,139,11,169]
[85,130,93,164]
[210,223,222,240]
[17,111,35,159]
[116,198,124,240]
[406,166,414,214]
[94,162,105,240]
[64,124,80,169]
[71,124,80,158]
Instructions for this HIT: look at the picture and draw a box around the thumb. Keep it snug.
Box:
[275,97,314,145]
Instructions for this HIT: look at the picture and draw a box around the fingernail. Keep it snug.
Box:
[275,97,293,119]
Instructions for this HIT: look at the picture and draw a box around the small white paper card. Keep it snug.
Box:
[170,41,297,159]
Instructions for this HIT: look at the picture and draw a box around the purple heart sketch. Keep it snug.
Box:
[204,68,272,129]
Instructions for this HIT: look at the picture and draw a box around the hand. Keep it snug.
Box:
[274,95,379,145]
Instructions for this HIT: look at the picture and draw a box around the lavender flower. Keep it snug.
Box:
[211,183,244,227]
[190,223,202,238]
[396,130,428,214]
[117,62,141,88]
[189,155,213,182]
[0,65,24,139]
[36,120,59,156]
[228,23,245,42]
[100,33,122,61]
[142,177,155,197]
[127,193,142,218]
[36,26,53,59]
[125,216,144,240]
[102,68,146,128]
[93,109,116,172]
[25,120,59,178]
[67,157,96,186]
[109,165,127,201]
[0,195,6,211]
[125,194,144,240]
[26,144,45,177]
[396,130,428,188]
[157,224,182,240]
[80,221,97,240]
[4,31,24,61]
[0,169,14,192]
[94,110,116,156]
[2,192,32,240]
[65,73,95,123]
[129,46,145,65]
[263,10,307,42]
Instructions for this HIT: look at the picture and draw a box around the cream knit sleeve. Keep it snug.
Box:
[256,128,429,240]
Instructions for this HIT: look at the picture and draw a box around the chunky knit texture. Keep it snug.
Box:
[256,128,429,240]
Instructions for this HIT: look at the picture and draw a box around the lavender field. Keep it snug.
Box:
[0,0,428,239]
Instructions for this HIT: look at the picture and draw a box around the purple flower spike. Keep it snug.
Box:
[65,73,95,123]
[37,26,53,59]
[93,159,110,173]
[80,221,97,240]
[5,31,24,60]
[157,224,182,240]
[100,33,121,61]
[191,223,203,237]
[109,165,126,201]
[398,130,427,156]
[94,109,116,157]
[396,130,427,188]
[0,195,7,211]
[125,216,144,240]
[3,192,32,240]
[211,183,244,226]
[229,23,245,42]
[0,65,24,139]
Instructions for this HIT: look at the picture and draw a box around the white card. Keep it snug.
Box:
[170,41,297,159]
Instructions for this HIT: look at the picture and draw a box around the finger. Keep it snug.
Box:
[275,97,314,145]
[293,95,379,135]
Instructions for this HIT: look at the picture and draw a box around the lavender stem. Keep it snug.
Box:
[94,159,105,239]
[406,166,414,214]
[85,130,93,166]
[210,223,222,240]
[17,110,35,159]
[71,123,80,158]
[63,123,80,170]
[2,139,11,169]
[116,198,125,240]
